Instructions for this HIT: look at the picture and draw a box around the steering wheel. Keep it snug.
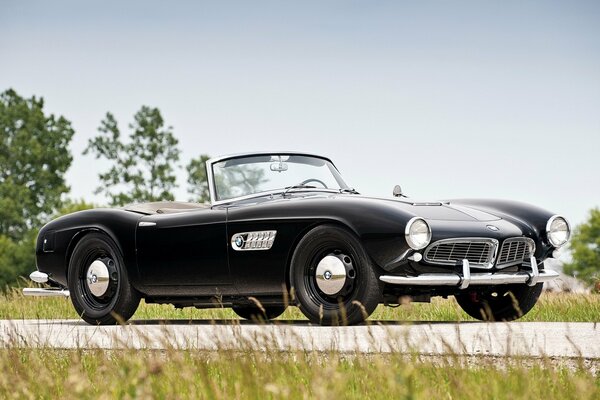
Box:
[299,178,328,189]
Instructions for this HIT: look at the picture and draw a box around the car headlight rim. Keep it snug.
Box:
[546,215,570,248]
[405,217,432,250]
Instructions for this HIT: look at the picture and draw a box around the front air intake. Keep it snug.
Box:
[423,238,498,269]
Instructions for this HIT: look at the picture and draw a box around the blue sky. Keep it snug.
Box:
[1,1,599,226]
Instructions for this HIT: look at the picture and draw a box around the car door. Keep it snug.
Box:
[136,207,234,295]
[226,201,317,297]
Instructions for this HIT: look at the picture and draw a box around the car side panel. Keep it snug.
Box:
[225,196,416,295]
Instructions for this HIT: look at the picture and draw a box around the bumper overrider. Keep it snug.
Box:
[380,256,559,289]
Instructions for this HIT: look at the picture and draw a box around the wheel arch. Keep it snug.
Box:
[64,227,125,279]
[64,225,139,290]
[283,219,375,291]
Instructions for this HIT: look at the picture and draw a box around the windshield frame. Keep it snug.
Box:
[206,152,349,205]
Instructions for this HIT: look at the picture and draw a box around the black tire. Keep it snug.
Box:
[455,283,544,321]
[68,232,141,325]
[290,224,382,326]
[232,305,287,321]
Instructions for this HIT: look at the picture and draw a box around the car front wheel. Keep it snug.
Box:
[455,283,544,321]
[290,224,382,325]
[68,232,140,325]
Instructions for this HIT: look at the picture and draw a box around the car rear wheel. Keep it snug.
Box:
[290,225,382,325]
[455,283,543,321]
[68,232,140,325]
[232,305,287,321]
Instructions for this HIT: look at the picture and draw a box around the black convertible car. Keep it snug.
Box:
[24,152,570,325]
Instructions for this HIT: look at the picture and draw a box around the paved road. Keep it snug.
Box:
[0,319,598,358]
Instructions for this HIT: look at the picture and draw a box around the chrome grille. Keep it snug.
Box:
[496,238,535,268]
[423,238,498,269]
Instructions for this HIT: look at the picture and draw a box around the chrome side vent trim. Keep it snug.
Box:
[231,231,277,251]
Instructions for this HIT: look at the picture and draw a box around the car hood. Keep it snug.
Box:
[339,195,502,222]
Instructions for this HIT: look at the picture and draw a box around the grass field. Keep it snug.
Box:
[1,290,598,399]
[0,347,597,399]
[1,289,598,322]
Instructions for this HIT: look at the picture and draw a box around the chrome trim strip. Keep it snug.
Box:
[379,268,559,287]
[22,288,70,297]
[423,237,499,269]
[206,152,339,206]
[207,151,334,167]
[29,271,48,284]
[139,221,157,227]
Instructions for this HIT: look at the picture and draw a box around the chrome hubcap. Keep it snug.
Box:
[315,254,352,296]
[86,259,111,297]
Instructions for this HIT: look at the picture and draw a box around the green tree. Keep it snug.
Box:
[0,89,74,240]
[56,198,95,216]
[84,107,181,206]
[186,155,211,203]
[0,231,35,289]
[563,208,600,288]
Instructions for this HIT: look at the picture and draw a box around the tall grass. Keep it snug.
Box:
[0,347,597,399]
[1,290,598,399]
[1,289,598,322]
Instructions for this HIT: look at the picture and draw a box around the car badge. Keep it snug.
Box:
[486,225,500,231]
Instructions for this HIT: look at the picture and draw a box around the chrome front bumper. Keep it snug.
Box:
[22,271,70,297]
[380,256,559,289]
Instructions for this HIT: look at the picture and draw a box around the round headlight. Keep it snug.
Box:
[546,215,570,248]
[405,217,432,250]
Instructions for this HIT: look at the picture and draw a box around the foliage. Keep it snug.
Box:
[564,208,600,288]
[0,200,94,290]
[0,231,35,291]
[0,89,74,241]
[214,164,267,200]
[84,106,181,206]
[186,154,211,203]
[56,198,95,216]
[188,156,268,202]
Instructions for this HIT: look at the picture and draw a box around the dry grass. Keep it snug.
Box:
[1,289,598,322]
[0,347,598,399]
[0,290,598,398]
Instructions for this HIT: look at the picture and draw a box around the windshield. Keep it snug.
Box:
[212,154,349,201]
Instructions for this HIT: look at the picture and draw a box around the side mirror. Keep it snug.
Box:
[393,185,403,197]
